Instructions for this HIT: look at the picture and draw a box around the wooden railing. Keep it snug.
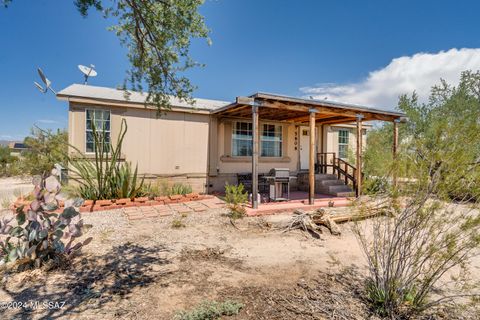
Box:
[317,152,359,195]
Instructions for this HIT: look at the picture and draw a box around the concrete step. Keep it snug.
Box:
[320,184,353,193]
[317,179,345,186]
[315,174,338,180]
[316,184,353,195]
[334,191,356,197]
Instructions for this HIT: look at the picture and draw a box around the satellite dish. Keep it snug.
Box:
[34,81,46,93]
[78,64,97,84]
[34,68,56,94]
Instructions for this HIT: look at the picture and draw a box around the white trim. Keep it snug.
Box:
[231,120,284,158]
[85,108,111,154]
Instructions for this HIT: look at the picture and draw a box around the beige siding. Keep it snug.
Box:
[324,124,368,161]
[68,103,210,193]
[68,102,370,194]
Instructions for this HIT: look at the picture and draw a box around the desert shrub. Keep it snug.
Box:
[354,72,480,318]
[141,180,192,197]
[363,176,389,195]
[171,218,186,229]
[22,128,68,176]
[175,300,243,320]
[141,179,168,198]
[0,145,18,177]
[0,173,92,270]
[69,119,144,200]
[224,183,248,219]
[168,183,192,196]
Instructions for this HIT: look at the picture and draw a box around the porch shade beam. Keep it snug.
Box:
[252,103,259,209]
[309,109,318,205]
[355,114,364,197]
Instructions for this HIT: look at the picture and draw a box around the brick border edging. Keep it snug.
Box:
[11,193,215,214]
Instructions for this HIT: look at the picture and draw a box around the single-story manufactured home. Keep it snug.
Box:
[57,84,405,207]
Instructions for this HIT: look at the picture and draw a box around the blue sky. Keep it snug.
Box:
[1,0,480,140]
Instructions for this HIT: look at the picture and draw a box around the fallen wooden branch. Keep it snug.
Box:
[284,210,323,239]
[284,207,384,238]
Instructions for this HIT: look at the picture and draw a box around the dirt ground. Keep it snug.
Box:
[0,177,32,209]
[0,202,478,320]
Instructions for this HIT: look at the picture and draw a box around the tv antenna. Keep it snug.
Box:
[34,68,56,95]
[78,64,97,84]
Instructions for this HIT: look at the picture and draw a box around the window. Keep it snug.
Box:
[232,122,252,156]
[338,129,349,159]
[261,124,282,157]
[86,109,111,153]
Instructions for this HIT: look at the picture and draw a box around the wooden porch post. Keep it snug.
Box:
[392,118,400,188]
[355,114,364,197]
[252,103,259,209]
[309,109,318,205]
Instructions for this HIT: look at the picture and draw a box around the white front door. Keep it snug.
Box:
[299,126,316,170]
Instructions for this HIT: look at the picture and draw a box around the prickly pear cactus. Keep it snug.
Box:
[0,171,92,268]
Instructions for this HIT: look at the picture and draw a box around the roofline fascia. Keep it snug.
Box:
[57,95,214,114]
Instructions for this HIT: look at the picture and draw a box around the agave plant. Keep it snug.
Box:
[0,172,91,268]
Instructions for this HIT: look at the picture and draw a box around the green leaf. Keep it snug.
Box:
[28,229,37,242]
[16,211,26,225]
[8,248,17,262]
[38,230,48,240]
[61,207,78,220]
[9,226,23,237]
[54,229,63,239]
[42,202,58,211]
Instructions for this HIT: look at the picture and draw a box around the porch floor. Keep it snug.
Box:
[245,191,353,216]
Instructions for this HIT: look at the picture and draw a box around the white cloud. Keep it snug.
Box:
[300,48,480,110]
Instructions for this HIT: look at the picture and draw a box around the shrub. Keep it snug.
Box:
[354,73,480,318]
[22,128,68,176]
[168,183,192,196]
[363,176,389,195]
[69,119,144,200]
[0,173,92,270]
[224,183,248,219]
[175,300,243,320]
[0,145,18,177]
[171,218,186,229]
[142,181,192,198]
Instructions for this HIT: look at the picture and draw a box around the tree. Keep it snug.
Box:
[22,128,69,176]
[2,0,210,113]
[355,71,480,318]
[0,145,16,176]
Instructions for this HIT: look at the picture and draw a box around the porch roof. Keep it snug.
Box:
[212,92,406,124]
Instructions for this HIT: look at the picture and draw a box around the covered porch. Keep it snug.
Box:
[212,92,406,212]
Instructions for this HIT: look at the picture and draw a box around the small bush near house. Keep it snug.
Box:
[224,183,248,219]
[142,180,192,198]
[168,183,192,196]
[0,173,92,270]
[175,300,243,320]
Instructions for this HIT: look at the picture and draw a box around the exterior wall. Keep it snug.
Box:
[207,118,325,193]
[323,124,368,162]
[68,102,370,194]
[68,103,210,193]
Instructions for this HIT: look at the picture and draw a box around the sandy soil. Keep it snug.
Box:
[0,203,477,320]
[0,177,32,210]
